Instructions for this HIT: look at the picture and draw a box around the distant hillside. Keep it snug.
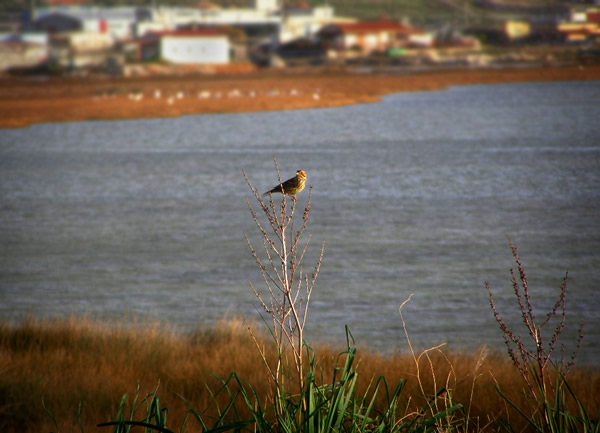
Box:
[311,0,580,26]
[1,0,587,27]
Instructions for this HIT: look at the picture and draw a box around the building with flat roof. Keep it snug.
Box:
[153,29,230,64]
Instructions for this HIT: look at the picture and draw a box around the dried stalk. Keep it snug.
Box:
[243,158,324,402]
[486,240,584,401]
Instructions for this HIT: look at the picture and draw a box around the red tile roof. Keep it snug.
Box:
[588,11,600,24]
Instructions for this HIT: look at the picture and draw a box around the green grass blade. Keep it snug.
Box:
[494,384,543,433]
[41,395,60,433]
[97,420,175,433]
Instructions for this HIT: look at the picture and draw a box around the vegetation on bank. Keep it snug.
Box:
[0,316,598,433]
[1,160,598,433]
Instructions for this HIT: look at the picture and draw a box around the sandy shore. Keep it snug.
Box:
[1,64,599,128]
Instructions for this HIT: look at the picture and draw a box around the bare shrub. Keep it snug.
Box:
[486,240,588,431]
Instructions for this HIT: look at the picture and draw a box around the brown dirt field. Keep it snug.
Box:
[1,64,599,128]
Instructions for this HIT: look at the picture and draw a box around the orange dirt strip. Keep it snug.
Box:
[1,65,599,128]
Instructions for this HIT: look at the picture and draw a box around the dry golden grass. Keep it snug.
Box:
[0,317,598,433]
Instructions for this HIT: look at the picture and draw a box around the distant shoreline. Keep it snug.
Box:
[1,64,599,128]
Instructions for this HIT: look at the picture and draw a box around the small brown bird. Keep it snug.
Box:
[263,170,307,197]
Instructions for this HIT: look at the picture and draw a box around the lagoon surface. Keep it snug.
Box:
[1,80,599,363]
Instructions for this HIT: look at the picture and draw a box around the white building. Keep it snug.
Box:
[252,0,280,13]
[30,0,341,66]
[49,31,114,68]
[34,7,151,40]
[0,33,48,71]
[137,6,280,38]
[157,29,229,64]
[33,2,338,45]
[279,6,335,43]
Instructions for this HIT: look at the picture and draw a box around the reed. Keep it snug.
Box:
[1,317,598,433]
[0,316,259,433]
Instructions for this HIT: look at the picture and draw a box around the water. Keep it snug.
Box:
[1,80,599,364]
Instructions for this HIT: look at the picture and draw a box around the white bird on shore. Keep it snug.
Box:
[228,88,242,98]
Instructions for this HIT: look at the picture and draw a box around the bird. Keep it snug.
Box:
[263,170,307,198]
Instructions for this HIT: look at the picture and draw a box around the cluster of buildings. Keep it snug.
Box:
[0,0,431,73]
[558,7,600,43]
[0,0,599,74]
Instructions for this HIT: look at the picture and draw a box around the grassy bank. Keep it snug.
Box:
[0,316,598,433]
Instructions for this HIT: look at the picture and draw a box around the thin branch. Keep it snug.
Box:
[243,160,323,401]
